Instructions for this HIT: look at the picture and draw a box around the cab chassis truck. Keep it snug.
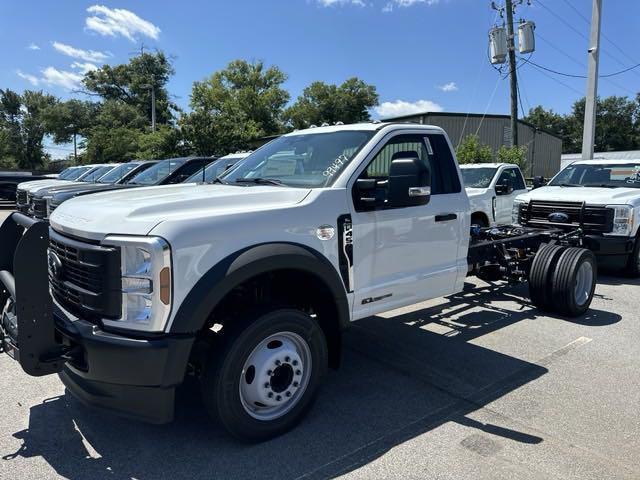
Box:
[0,123,596,441]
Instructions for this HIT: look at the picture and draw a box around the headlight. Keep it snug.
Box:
[101,235,172,332]
[605,205,634,236]
[512,200,527,225]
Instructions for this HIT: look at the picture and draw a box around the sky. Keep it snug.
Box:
[1,0,640,157]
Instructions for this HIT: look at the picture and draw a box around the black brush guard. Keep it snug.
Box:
[0,212,66,376]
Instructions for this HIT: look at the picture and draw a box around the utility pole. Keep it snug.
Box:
[581,0,602,160]
[505,0,519,147]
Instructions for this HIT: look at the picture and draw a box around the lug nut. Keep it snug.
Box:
[295,369,301,376]
[276,395,282,401]
[292,360,299,366]
[293,381,299,387]
[286,391,292,397]
[267,369,273,375]
[275,360,281,366]
[268,392,273,398]
[285,356,290,362]
[264,382,270,388]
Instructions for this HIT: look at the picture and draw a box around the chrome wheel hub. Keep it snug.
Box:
[239,331,311,421]
[574,261,594,306]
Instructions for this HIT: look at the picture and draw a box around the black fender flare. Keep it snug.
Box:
[169,242,351,335]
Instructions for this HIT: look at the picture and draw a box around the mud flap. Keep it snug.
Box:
[0,212,63,376]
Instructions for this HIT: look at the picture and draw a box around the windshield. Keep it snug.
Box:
[549,163,640,188]
[65,166,92,180]
[460,167,498,188]
[126,159,185,185]
[80,165,116,182]
[98,163,139,184]
[57,168,75,179]
[186,157,244,183]
[221,130,376,188]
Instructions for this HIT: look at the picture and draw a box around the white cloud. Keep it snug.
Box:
[52,41,108,63]
[394,0,440,6]
[27,43,40,50]
[16,70,39,86]
[382,2,394,12]
[85,5,161,41]
[71,61,98,74]
[41,67,84,90]
[438,81,458,92]
[317,0,365,6]
[374,99,443,118]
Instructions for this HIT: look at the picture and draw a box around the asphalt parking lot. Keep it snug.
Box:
[0,205,639,480]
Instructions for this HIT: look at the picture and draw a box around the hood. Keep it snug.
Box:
[19,180,72,192]
[49,182,126,201]
[50,183,312,241]
[465,187,491,197]
[517,186,640,205]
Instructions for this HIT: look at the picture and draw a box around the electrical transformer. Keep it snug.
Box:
[518,20,536,54]
[489,26,507,64]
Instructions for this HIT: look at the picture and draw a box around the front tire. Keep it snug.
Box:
[201,308,328,442]
[551,247,597,317]
[625,236,640,278]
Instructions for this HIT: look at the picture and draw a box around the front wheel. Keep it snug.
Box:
[201,308,328,442]
[625,236,640,278]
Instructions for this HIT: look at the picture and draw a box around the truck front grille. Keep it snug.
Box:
[16,189,27,205]
[48,230,122,322]
[520,201,613,234]
[32,198,48,219]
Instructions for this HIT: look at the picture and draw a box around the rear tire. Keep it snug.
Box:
[529,244,565,312]
[201,308,328,442]
[551,247,597,317]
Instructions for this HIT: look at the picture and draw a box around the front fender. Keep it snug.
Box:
[167,242,350,334]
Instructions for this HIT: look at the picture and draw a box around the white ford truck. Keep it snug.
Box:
[1,123,598,441]
[460,163,528,226]
[514,159,640,276]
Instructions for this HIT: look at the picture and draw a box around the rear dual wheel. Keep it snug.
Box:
[529,245,597,317]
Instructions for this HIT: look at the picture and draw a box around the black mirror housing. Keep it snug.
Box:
[495,183,513,195]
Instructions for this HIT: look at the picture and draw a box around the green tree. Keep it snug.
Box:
[0,89,56,169]
[43,99,98,163]
[181,60,288,155]
[82,51,177,126]
[136,125,188,160]
[456,134,494,164]
[497,144,528,173]
[285,78,379,129]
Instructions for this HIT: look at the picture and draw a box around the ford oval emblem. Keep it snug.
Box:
[48,250,63,280]
[548,212,570,223]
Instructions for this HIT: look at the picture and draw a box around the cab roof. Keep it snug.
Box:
[283,122,446,136]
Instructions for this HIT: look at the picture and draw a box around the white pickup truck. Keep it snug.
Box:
[460,163,528,226]
[1,123,597,441]
[514,158,640,276]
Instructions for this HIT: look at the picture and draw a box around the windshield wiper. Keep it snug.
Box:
[209,177,228,185]
[235,178,286,186]
[557,183,583,187]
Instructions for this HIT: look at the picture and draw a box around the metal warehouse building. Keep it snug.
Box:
[381,111,562,178]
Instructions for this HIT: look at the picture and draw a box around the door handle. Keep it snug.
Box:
[435,213,457,222]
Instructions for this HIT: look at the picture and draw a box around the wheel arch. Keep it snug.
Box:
[170,242,350,367]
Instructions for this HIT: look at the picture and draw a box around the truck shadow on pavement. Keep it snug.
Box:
[3,282,621,480]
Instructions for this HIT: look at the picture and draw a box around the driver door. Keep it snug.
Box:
[349,133,468,320]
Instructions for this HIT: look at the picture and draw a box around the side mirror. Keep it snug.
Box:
[532,176,545,189]
[387,157,431,208]
[495,183,513,195]
[354,178,383,210]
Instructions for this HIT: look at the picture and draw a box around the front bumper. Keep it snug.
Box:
[0,212,194,424]
[583,234,636,269]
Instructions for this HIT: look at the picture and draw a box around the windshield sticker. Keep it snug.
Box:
[323,154,349,177]
[263,157,297,177]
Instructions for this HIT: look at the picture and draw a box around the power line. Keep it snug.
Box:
[520,57,640,79]
[523,61,584,96]
[536,32,636,96]
[538,0,640,80]
[560,0,640,77]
